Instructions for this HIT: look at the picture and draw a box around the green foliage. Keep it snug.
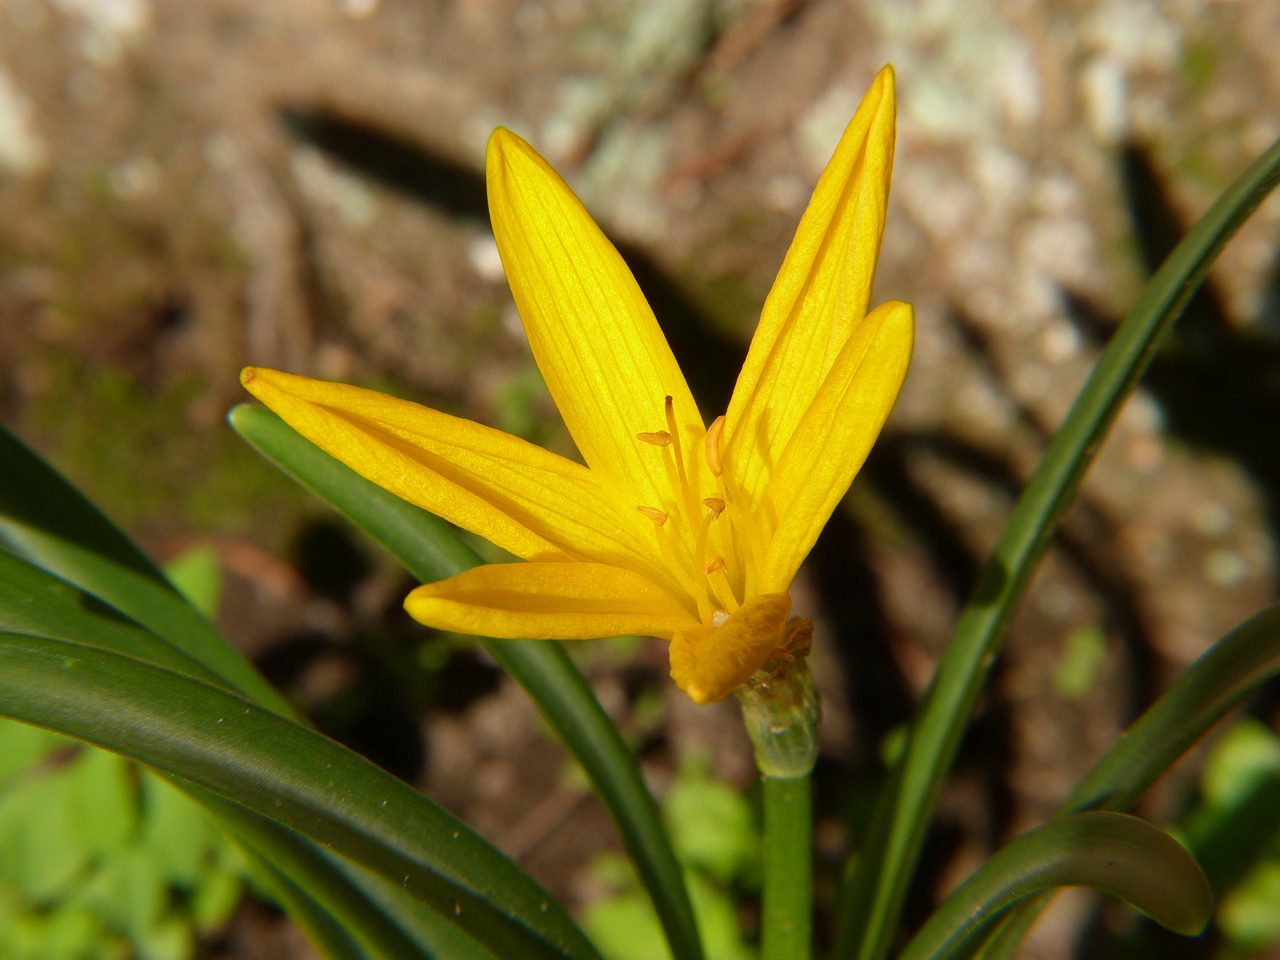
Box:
[1052,627,1109,700]
[1,105,1278,960]
[585,760,758,960]
[834,132,1280,960]
[1182,719,1280,956]
[0,720,245,960]
[162,547,223,619]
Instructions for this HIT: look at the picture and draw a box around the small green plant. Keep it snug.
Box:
[586,759,758,960]
[0,546,245,960]
[0,721,245,960]
[1,66,1279,960]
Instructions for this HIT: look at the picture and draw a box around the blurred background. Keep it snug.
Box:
[2,1,1280,958]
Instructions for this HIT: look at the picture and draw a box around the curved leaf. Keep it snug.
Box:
[1066,601,1280,814]
[231,402,704,960]
[0,429,498,958]
[974,601,1280,960]
[0,510,460,959]
[834,136,1280,960]
[0,630,601,960]
[0,424,286,712]
[199,787,497,960]
[896,812,1211,960]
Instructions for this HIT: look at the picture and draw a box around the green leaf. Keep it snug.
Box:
[163,547,223,619]
[0,717,63,786]
[0,631,602,960]
[0,424,285,713]
[1052,627,1107,700]
[192,789,488,960]
[977,602,1280,960]
[0,757,88,901]
[664,768,756,885]
[834,135,1280,960]
[0,549,219,683]
[231,402,703,960]
[1219,861,1280,952]
[0,447,482,959]
[1066,602,1280,815]
[69,748,138,859]
[896,812,1211,960]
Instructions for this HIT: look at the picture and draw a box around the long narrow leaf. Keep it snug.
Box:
[195,784,497,960]
[895,812,1210,960]
[975,600,1280,960]
[0,630,602,960]
[0,427,496,958]
[231,402,704,960]
[0,548,216,678]
[0,425,285,711]
[1066,601,1280,813]
[834,137,1280,960]
[0,526,456,958]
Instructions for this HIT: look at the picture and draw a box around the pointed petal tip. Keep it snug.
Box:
[239,365,297,400]
[876,299,916,351]
[871,64,897,124]
[486,126,544,181]
[486,125,520,157]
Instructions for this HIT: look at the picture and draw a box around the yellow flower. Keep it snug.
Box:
[241,66,912,705]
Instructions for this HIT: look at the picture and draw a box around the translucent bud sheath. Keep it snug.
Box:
[736,656,821,778]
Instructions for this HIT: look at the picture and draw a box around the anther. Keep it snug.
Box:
[636,505,668,526]
[637,431,672,446]
[705,416,725,477]
[705,556,726,575]
[703,497,726,518]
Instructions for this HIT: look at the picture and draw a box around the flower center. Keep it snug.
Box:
[636,396,759,624]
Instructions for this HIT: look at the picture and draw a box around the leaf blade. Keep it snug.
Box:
[0,630,601,960]
[833,135,1280,960]
[896,812,1211,960]
[231,402,704,960]
[0,425,285,711]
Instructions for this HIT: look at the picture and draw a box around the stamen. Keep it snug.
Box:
[705,556,726,575]
[664,396,703,533]
[636,505,668,526]
[705,416,725,477]
[637,431,672,446]
[703,496,725,519]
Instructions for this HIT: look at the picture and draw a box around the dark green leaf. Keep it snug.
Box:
[977,601,1280,960]
[897,812,1211,960]
[834,135,1280,960]
[0,425,283,711]
[0,630,601,960]
[231,402,703,960]
[0,434,494,959]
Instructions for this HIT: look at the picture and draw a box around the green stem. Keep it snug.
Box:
[762,775,813,960]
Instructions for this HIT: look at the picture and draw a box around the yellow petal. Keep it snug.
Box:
[241,367,661,573]
[405,562,698,640]
[760,300,913,592]
[668,593,791,705]
[721,65,896,514]
[486,129,711,514]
